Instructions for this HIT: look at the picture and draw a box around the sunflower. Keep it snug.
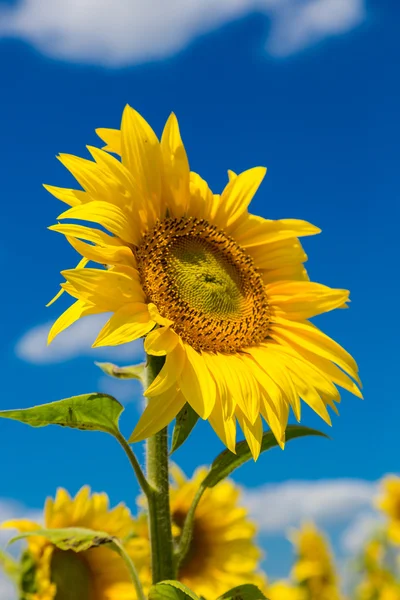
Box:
[376,476,400,544]
[291,523,342,600]
[47,105,361,458]
[132,466,267,599]
[2,487,141,600]
[267,581,303,600]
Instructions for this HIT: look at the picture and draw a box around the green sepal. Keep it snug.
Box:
[0,393,123,436]
[95,361,145,382]
[149,580,200,599]
[170,403,199,454]
[203,425,328,488]
[217,584,268,599]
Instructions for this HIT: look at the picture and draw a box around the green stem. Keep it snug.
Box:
[145,354,176,583]
[111,540,147,600]
[114,431,152,501]
[175,483,206,569]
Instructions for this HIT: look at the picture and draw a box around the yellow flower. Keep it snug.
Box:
[376,476,400,544]
[47,105,361,457]
[267,581,303,600]
[291,523,342,600]
[133,466,267,599]
[3,487,139,600]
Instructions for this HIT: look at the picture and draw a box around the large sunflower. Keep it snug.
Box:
[47,105,361,458]
[132,466,267,599]
[3,487,140,600]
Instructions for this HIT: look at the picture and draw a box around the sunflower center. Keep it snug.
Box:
[50,549,93,600]
[136,217,270,353]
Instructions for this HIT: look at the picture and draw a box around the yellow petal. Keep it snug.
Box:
[1,519,41,532]
[66,236,136,268]
[129,388,185,442]
[48,300,103,344]
[57,201,139,245]
[271,317,360,384]
[189,171,214,220]
[161,112,190,217]
[178,343,216,419]
[93,303,154,347]
[61,268,144,311]
[120,105,162,220]
[145,343,185,397]
[49,223,124,247]
[43,184,87,207]
[236,408,263,461]
[214,167,266,229]
[147,303,174,327]
[144,327,179,356]
[249,238,307,270]
[232,214,320,248]
[227,169,237,182]
[268,281,349,320]
[208,402,237,454]
[95,128,122,154]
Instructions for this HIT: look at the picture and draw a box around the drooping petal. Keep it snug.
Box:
[208,402,237,454]
[145,342,186,397]
[66,236,136,268]
[144,326,179,356]
[270,317,360,383]
[93,303,154,347]
[178,343,216,419]
[236,408,263,461]
[129,388,185,443]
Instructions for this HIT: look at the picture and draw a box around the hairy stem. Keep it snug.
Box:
[145,354,176,582]
[114,431,152,501]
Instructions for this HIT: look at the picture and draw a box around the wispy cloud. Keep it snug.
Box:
[341,511,384,554]
[0,0,366,67]
[243,478,378,533]
[15,315,145,365]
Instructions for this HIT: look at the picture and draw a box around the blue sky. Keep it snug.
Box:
[0,0,398,593]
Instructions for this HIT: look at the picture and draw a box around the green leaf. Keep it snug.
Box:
[9,528,115,553]
[203,425,328,488]
[0,393,123,436]
[95,361,145,382]
[217,584,268,599]
[149,580,200,600]
[170,403,199,454]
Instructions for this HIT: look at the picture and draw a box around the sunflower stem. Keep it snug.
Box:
[114,431,152,500]
[145,354,176,583]
[175,483,206,569]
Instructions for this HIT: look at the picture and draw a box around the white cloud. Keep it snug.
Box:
[15,314,145,365]
[0,0,366,67]
[243,479,378,533]
[0,575,15,600]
